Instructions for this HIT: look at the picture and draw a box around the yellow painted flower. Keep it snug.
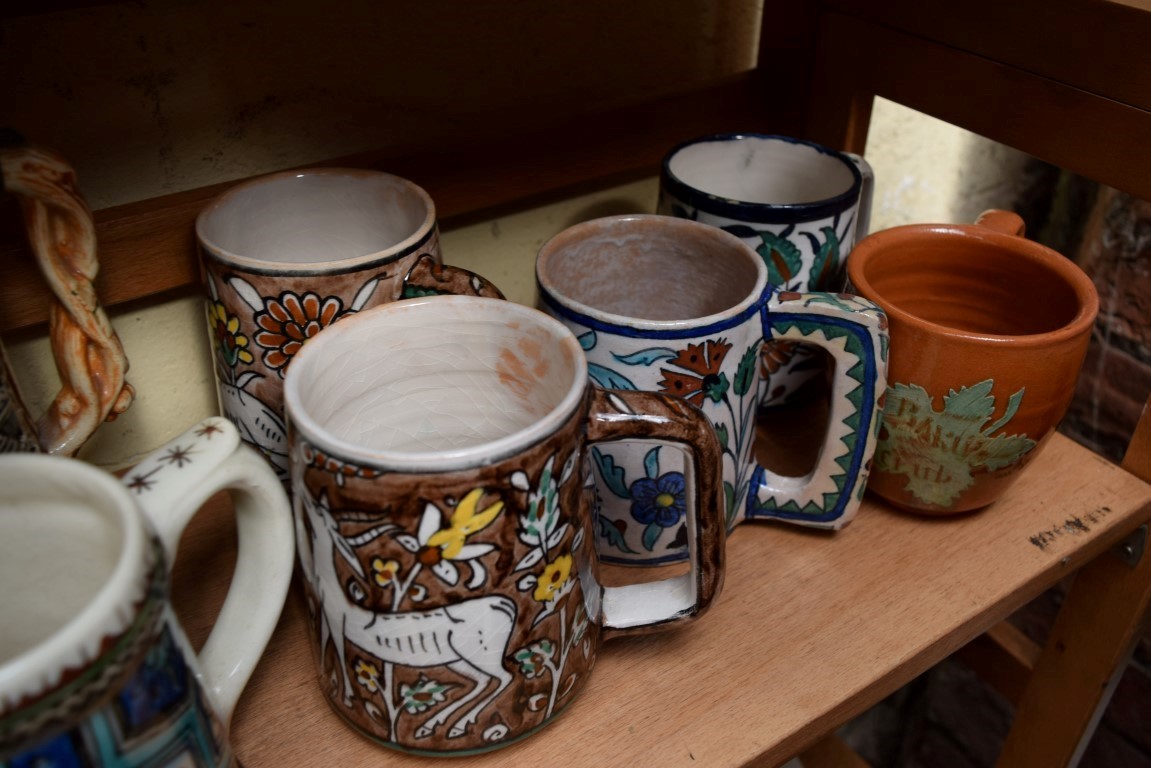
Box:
[425,488,504,560]
[209,302,254,367]
[533,554,573,603]
[372,558,400,587]
[355,658,380,692]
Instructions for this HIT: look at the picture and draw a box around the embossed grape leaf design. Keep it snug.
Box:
[877,379,1037,507]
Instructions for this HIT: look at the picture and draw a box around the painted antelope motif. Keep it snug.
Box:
[300,487,517,740]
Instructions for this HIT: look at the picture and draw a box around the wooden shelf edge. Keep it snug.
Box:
[0,73,790,333]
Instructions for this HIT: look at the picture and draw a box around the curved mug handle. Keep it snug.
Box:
[401,253,506,300]
[585,389,726,638]
[746,291,888,530]
[120,416,294,721]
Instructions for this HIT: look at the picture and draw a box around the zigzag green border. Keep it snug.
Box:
[749,316,871,518]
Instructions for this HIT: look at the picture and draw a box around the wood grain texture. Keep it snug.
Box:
[805,12,1151,202]
[997,397,1151,767]
[170,434,1151,767]
[822,0,1151,114]
[0,75,786,333]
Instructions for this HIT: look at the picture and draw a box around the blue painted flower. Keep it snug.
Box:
[629,472,687,527]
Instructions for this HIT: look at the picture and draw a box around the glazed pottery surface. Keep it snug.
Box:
[658,133,874,405]
[846,210,1099,514]
[197,168,503,481]
[536,215,888,565]
[0,145,133,455]
[282,296,725,755]
[0,418,294,767]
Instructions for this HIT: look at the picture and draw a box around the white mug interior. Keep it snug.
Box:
[666,135,857,205]
[0,456,146,703]
[284,297,586,471]
[196,169,435,266]
[535,214,767,324]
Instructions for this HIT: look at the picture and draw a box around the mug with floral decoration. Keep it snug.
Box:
[536,215,888,565]
[283,296,726,754]
[0,418,294,767]
[659,133,875,406]
[197,168,503,481]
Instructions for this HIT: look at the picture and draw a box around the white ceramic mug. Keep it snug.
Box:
[659,133,875,405]
[197,169,503,480]
[0,418,294,767]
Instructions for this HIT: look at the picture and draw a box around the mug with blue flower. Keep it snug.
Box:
[536,215,889,565]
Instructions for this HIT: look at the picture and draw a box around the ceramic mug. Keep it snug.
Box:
[658,133,874,405]
[283,296,725,754]
[0,417,294,767]
[197,168,503,480]
[0,143,134,455]
[536,215,888,565]
[845,210,1099,514]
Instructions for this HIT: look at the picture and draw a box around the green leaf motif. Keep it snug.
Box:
[734,346,758,397]
[578,330,597,351]
[643,447,661,480]
[591,447,630,499]
[877,379,1037,507]
[596,514,637,554]
[587,363,636,391]
[757,233,804,286]
[613,347,677,366]
[642,522,663,552]
[809,225,841,289]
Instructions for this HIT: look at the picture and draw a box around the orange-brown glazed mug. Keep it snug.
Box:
[846,210,1098,515]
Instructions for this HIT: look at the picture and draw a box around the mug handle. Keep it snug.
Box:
[844,152,875,244]
[745,291,889,530]
[975,208,1026,236]
[401,253,506,299]
[586,388,726,638]
[119,416,294,721]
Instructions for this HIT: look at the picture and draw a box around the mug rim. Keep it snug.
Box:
[195,167,437,275]
[0,455,150,709]
[283,296,589,472]
[535,214,771,337]
[846,223,1099,346]
[660,132,864,224]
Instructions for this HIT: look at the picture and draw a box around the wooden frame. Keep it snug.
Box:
[3,2,1150,765]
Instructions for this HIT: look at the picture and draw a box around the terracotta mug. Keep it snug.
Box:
[196,168,503,480]
[283,296,725,754]
[845,210,1099,514]
[536,215,888,565]
[0,418,294,767]
[659,133,874,405]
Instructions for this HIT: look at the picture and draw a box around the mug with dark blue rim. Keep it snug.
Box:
[536,215,888,565]
[659,133,875,406]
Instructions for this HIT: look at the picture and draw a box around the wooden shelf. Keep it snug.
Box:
[172,432,1151,767]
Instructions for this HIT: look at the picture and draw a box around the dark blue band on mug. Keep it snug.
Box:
[537,282,774,341]
[661,133,863,225]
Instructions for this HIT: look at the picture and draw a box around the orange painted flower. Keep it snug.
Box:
[253,291,344,374]
[658,339,732,407]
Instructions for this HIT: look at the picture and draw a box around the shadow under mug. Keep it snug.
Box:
[658,133,875,406]
[0,418,294,767]
[846,209,1099,514]
[196,168,503,481]
[282,296,725,754]
[536,214,889,565]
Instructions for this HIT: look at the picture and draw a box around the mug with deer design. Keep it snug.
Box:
[283,296,726,754]
[196,168,503,481]
[0,418,293,767]
[659,133,874,405]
